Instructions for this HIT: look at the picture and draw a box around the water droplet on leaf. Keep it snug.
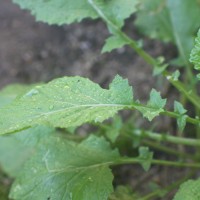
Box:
[24,89,39,97]
[49,105,54,110]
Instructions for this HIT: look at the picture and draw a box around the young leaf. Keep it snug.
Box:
[0,75,133,135]
[174,101,187,115]
[173,179,200,200]
[10,135,120,200]
[13,0,138,26]
[135,89,166,121]
[0,126,54,177]
[102,36,130,53]
[138,146,153,171]
[104,115,122,143]
[177,115,187,132]
[174,101,187,132]
[171,70,180,81]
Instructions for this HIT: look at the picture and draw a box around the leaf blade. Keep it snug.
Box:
[10,135,120,200]
[173,179,200,200]
[13,0,138,26]
[0,75,133,135]
[135,89,166,121]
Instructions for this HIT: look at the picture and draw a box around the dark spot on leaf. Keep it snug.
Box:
[47,197,51,200]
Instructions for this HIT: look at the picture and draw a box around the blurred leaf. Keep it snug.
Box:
[135,0,173,42]
[0,84,37,108]
[135,0,200,65]
[174,101,187,115]
[138,146,153,171]
[177,115,187,132]
[171,70,180,81]
[105,116,123,143]
[0,126,54,177]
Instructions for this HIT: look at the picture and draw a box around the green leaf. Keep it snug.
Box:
[177,115,187,132]
[190,29,200,78]
[0,126,54,177]
[138,146,153,171]
[10,135,120,200]
[135,0,200,65]
[104,115,122,143]
[174,101,187,115]
[102,36,130,53]
[174,101,187,132]
[135,89,166,121]
[148,89,166,108]
[166,0,200,65]
[13,0,138,26]
[0,84,37,108]
[173,179,200,200]
[171,70,180,81]
[0,75,133,135]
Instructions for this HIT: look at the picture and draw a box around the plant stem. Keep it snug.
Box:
[112,158,200,168]
[124,34,200,110]
[142,140,195,159]
[133,129,200,146]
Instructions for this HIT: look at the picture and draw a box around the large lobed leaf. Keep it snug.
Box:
[10,135,120,200]
[0,75,133,135]
[135,0,200,65]
[13,0,138,26]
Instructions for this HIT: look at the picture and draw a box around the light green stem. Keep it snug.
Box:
[113,158,200,168]
[142,140,195,159]
[133,129,200,146]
